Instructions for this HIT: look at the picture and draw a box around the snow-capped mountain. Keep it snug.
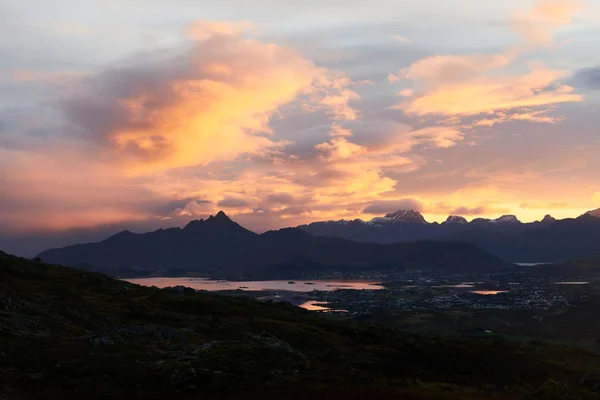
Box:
[442,215,468,224]
[297,208,600,263]
[495,215,521,224]
[370,209,427,225]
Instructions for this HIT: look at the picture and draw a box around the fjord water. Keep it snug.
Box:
[125,277,384,292]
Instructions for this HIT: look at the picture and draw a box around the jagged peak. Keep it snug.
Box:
[495,215,521,224]
[443,215,468,224]
[585,208,600,218]
[183,218,204,229]
[370,209,427,224]
[541,214,556,223]
[215,210,230,219]
[207,210,233,223]
[184,211,234,229]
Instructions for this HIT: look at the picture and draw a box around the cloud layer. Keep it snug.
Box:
[1,0,600,255]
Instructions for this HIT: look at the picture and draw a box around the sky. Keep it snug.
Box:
[1,0,600,256]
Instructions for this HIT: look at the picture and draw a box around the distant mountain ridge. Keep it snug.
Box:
[37,212,510,279]
[298,208,600,262]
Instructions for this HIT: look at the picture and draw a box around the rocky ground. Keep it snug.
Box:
[1,251,600,399]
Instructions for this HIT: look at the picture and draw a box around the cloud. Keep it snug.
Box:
[186,20,256,39]
[369,126,465,154]
[400,52,515,83]
[315,137,367,161]
[0,148,166,232]
[217,197,249,208]
[573,66,600,90]
[328,123,353,137]
[61,21,358,175]
[512,0,582,46]
[519,202,569,209]
[397,65,583,117]
[174,199,213,216]
[391,34,411,44]
[387,73,400,83]
[362,199,423,214]
[278,206,311,216]
[10,69,90,85]
[473,110,562,126]
[308,73,360,120]
[266,193,295,204]
[391,0,584,126]
[428,202,511,216]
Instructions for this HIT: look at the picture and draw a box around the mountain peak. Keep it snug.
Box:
[214,210,232,222]
[541,214,556,223]
[586,208,600,218]
[185,211,236,230]
[495,215,521,224]
[443,215,468,224]
[371,209,427,225]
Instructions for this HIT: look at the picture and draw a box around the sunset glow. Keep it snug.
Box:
[1,0,600,255]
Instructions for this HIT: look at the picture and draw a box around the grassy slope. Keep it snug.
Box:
[1,251,599,399]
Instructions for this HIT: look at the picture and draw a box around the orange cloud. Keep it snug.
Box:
[64,21,358,176]
[519,202,569,209]
[400,52,515,83]
[0,148,156,232]
[315,137,367,161]
[398,65,582,116]
[186,20,256,39]
[328,124,353,137]
[388,73,400,83]
[391,34,411,44]
[513,0,582,46]
[473,110,562,126]
[392,0,584,126]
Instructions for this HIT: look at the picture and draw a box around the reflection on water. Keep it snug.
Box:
[298,300,348,313]
[515,263,548,266]
[125,277,384,293]
[470,290,509,295]
[299,301,330,311]
[434,284,475,288]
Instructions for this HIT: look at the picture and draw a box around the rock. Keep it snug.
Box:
[91,324,187,345]
[194,341,221,353]
[166,286,196,294]
[90,336,117,345]
[250,335,307,360]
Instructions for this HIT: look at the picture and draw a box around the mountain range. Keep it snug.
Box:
[299,208,600,263]
[37,211,509,278]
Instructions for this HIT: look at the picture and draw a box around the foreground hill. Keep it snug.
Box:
[1,252,600,399]
[531,254,600,279]
[37,212,510,278]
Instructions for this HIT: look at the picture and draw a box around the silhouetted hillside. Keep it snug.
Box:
[37,213,510,278]
[531,253,600,278]
[1,251,599,399]
[301,210,600,263]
